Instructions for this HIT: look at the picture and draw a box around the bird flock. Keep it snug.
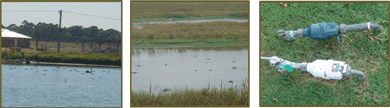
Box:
[132,55,239,92]
[9,66,112,83]
[132,56,239,74]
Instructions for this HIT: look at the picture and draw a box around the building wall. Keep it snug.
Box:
[2,37,31,48]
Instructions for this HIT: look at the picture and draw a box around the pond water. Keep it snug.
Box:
[2,64,121,107]
[131,46,248,94]
[132,18,248,28]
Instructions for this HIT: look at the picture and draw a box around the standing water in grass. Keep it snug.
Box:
[2,64,121,107]
[131,46,248,94]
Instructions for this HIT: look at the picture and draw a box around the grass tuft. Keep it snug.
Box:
[131,79,249,106]
[228,12,248,18]
[166,14,186,18]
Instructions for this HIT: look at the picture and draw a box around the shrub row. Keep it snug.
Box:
[2,51,121,66]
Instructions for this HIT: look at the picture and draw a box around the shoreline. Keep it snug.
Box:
[131,16,247,23]
[131,44,249,49]
[2,59,121,68]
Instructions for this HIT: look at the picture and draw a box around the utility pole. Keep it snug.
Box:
[58,9,62,53]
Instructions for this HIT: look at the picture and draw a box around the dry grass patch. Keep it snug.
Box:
[131,2,248,19]
[132,22,248,41]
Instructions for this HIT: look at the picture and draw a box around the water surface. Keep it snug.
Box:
[131,46,248,93]
[2,64,121,107]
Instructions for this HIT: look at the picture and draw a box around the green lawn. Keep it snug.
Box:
[260,3,388,105]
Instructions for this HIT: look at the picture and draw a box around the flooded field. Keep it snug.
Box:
[2,64,121,107]
[132,18,248,28]
[131,46,248,94]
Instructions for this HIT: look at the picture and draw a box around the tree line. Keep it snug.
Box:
[2,20,121,42]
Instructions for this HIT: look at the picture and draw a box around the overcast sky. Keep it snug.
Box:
[2,2,121,31]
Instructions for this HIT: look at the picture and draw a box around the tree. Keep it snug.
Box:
[98,28,121,39]
[6,24,19,31]
[86,26,99,39]
[67,25,86,42]
[5,20,121,43]
[18,20,35,37]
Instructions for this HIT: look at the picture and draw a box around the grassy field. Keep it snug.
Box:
[131,21,249,47]
[260,3,388,105]
[131,2,248,22]
[131,80,249,106]
[28,40,118,53]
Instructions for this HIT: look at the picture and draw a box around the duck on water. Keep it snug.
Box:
[86,68,93,73]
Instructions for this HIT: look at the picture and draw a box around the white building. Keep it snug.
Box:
[2,29,32,48]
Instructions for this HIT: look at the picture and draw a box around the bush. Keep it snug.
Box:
[37,48,47,51]
[166,14,185,18]
[2,52,121,66]
[147,34,155,40]
[228,13,248,18]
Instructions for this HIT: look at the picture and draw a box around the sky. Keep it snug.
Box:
[2,2,121,31]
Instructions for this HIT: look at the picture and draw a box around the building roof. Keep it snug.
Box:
[2,29,32,39]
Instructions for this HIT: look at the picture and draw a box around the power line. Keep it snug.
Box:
[3,10,120,21]
[63,10,120,21]
[3,10,57,12]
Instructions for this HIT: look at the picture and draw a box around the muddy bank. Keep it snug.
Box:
[2,58,120,68]
[2,58,25,65]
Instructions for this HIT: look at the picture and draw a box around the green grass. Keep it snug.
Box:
[2,49,121,66]
[131,79,249,106]
[131,88,248,106]
[29,40,116,53]
[261,3,388,105]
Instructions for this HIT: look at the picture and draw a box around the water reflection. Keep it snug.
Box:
[131,46,248,57]
[131,46,248,94]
